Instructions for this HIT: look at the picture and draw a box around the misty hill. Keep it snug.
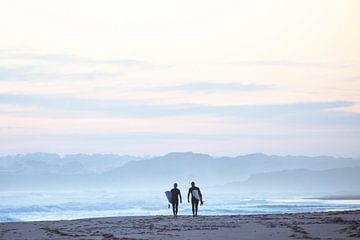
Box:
[103,152,360,187]
[1,152,359,192]
[224,167,360,195]
[0,153,140,174]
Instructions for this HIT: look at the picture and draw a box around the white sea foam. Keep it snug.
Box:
[1,191,360,222]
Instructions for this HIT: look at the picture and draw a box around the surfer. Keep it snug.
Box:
[171,183,182,217]
[187,181,203,217]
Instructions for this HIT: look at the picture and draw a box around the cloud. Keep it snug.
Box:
[24,53,148,66]
[348,75,360,81]
[145,82,272,92]
[231,60,351,69]
[0,49,160,81]
[1,93,359,156]
[0,93,358,126]
[0,66,33,81]
[0,66,115,81]
[0,49,148,66]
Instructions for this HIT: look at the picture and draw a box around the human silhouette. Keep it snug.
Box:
[187,181,203,217]
[171,183,182,217]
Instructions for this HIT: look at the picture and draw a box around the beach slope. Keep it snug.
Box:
[1,210,359,239]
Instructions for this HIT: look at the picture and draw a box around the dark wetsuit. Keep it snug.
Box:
[170,188,181,216]
[187,186,202,216]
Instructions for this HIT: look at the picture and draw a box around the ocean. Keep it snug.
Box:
[1,191,360,222]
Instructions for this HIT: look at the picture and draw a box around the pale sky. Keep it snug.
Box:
[0,0,360,156]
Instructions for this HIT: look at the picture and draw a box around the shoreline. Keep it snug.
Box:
[306,195,360,201]
[2,207,360,224]
[1,210,359,239]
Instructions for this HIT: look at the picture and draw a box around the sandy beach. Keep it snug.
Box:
[1,210,359,240]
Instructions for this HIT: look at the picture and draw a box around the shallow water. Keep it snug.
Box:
[1,191,360,222]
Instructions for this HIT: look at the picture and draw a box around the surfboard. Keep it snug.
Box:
[165,191,172,203]
[192,189,200,200]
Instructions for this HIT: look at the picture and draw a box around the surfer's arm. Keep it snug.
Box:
[187,188,191,202]
[179,191,182,203]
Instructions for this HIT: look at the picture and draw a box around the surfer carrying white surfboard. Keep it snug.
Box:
[187,181,203,217]
[170,183,182,217]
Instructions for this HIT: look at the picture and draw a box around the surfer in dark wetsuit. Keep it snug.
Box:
[171,183,182,217]
[187,181,203,217]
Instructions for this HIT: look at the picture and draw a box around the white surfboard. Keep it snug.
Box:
[165,191,172,203]
[192,189,200,200]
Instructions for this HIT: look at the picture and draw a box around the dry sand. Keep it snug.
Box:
[1,210,359,240]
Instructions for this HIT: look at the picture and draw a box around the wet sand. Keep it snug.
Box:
[1,210,359,239]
